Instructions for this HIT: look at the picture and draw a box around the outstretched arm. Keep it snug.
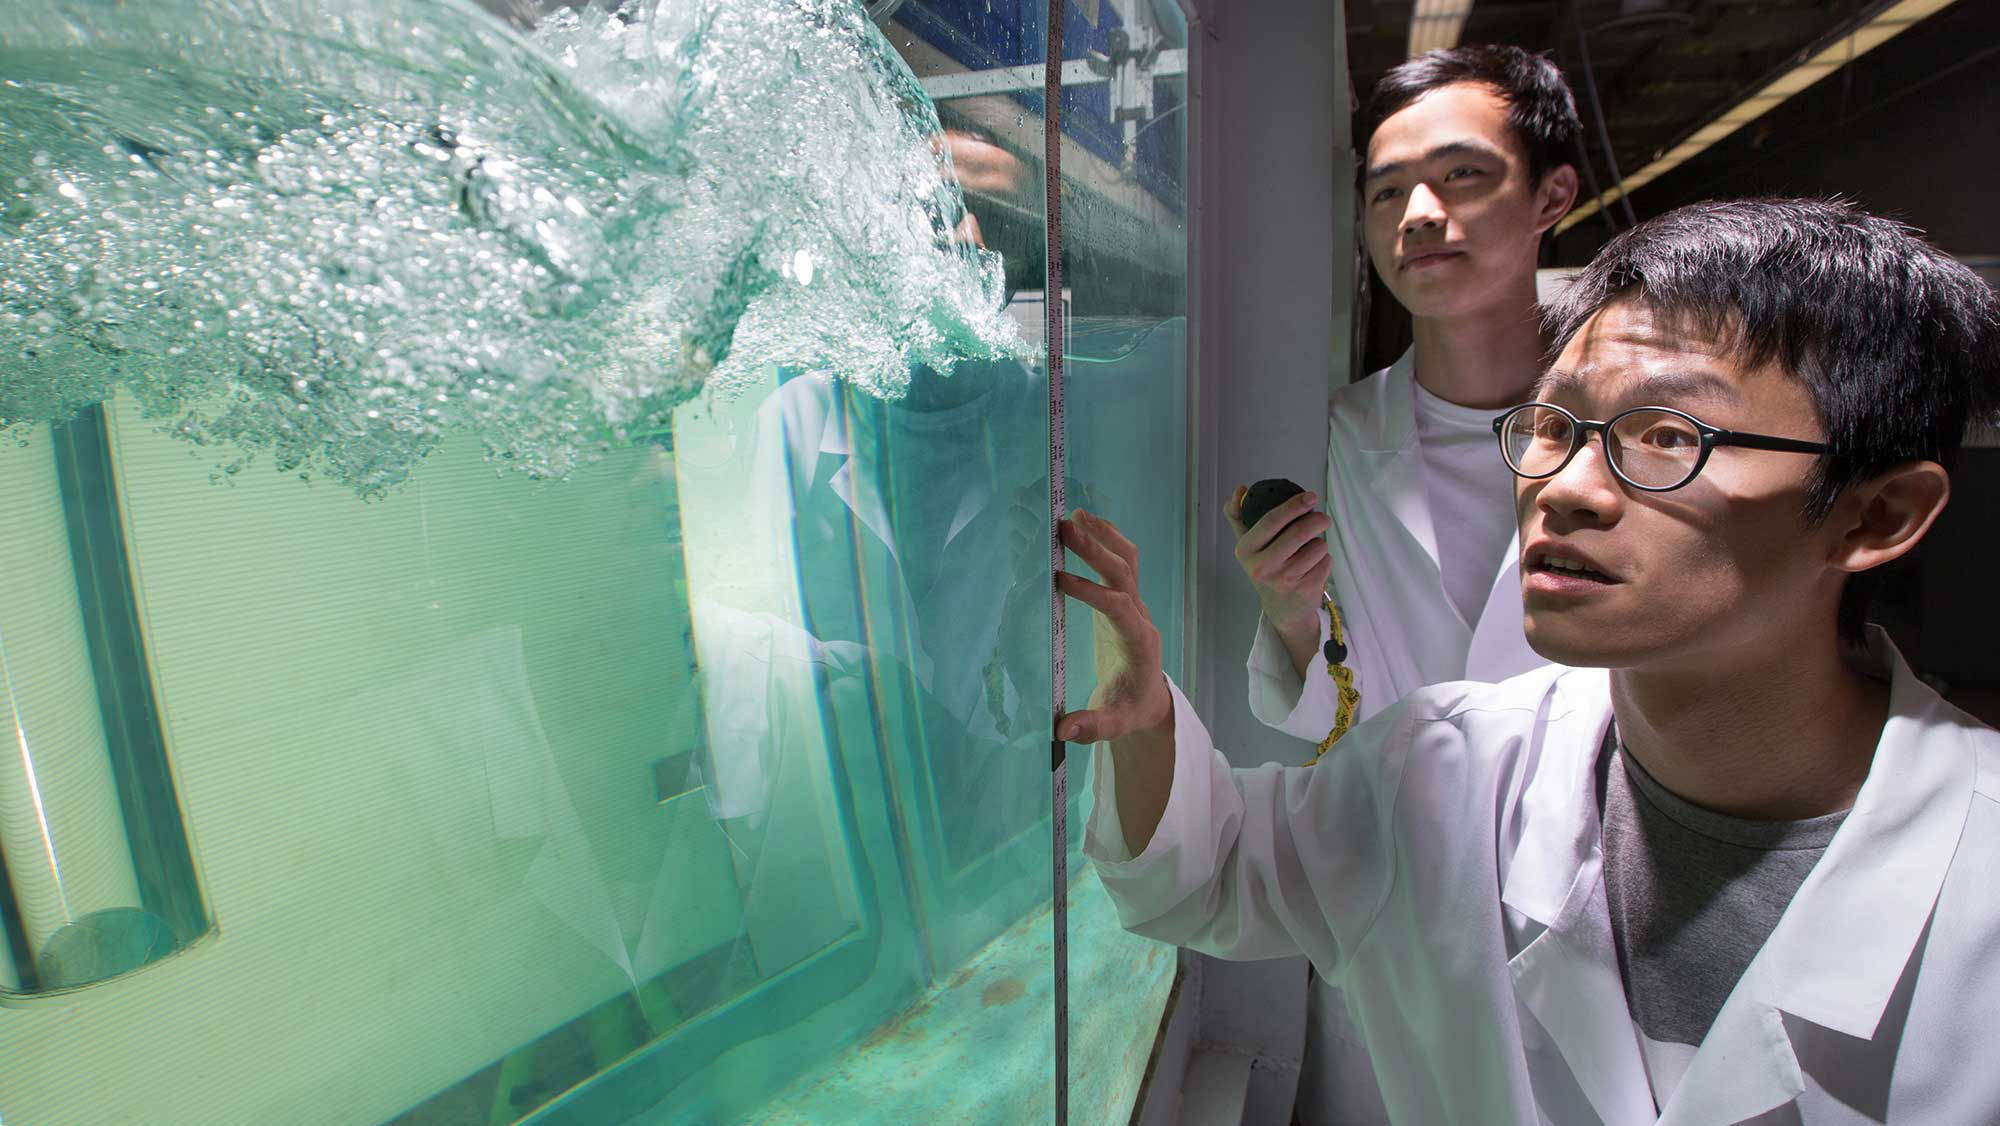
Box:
[1059,508,1406,972]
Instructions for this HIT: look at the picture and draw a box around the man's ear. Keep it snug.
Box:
[1532,164,1580,235]
[1829,460,1951,575]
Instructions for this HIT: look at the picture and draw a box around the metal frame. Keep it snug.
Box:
[918,48,1187,101]
[1171,0,1355,1121]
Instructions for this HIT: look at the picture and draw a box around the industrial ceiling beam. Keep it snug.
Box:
[1408,0,1475,56]
[1559,0,1961,233]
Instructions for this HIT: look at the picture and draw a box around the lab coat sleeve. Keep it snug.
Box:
[1245,605,1343,741]
[1087,675,1406,977]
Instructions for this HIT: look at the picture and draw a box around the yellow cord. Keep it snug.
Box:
[1303,592,1360,766]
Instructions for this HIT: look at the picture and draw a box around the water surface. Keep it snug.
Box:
[0,0,1023,494]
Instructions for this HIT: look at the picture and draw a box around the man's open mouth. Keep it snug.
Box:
[1529,555,1615,583]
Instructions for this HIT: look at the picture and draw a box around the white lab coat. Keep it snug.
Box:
[1092,630,2000,1124]
[1246,350,1551,1125]
[1247,349,1547,744]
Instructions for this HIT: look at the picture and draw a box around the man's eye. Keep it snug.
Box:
[1444,166,1481,181]
[1641,424,1698,449]
[1371,186,1401,204]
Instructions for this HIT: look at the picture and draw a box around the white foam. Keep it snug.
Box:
[0,0,1026,494]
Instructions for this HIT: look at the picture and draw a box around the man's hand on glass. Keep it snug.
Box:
[1226,486,1331,677]
[1055,510,1172,744]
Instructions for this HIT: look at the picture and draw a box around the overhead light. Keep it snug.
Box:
[1559,0,1959,234]
[1408,0,1475,57]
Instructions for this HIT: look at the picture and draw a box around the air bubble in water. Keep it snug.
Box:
[0,0,1026,495]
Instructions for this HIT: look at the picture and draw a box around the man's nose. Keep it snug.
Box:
[1535,434,1625,525]
[1400,183,1447,235]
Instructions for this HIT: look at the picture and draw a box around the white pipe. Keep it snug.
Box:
[0,424,143,989]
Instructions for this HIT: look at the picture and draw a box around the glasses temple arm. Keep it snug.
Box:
[1709,430,1830,455]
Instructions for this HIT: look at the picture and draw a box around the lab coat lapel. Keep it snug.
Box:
[1464,529,1527,675]
[1352,351,1440,568]
[1654,986,1804,1125]
[821,390,901,567]
[1500,673,1658,1126]
[825,366,1025,564]
[1658,631,1976,1126]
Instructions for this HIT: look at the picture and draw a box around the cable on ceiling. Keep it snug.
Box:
[1567,0,1639,229]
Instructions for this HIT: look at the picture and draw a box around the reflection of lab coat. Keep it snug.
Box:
[678,358,1063,971]
[1247,349,1545,744]
[687,360,1054,822]
[1093,632,2000,1124]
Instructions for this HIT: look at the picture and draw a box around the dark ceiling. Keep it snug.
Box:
[1346,0,1886,216]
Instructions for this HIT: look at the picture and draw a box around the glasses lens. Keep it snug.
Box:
[1609,409,1702,488]
[1502,405,1574,476]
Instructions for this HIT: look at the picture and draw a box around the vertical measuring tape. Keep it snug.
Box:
[1042,4,1069,1122]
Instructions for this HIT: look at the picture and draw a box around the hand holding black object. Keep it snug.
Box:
[1238,478,1306,533]
[1234,479,1349,666]
[1226,478,1332,656]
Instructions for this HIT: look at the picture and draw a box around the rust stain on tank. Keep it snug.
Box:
[981,977,1025,1006]
[858,996,936,1049]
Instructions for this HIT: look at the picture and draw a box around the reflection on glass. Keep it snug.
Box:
[1057,0,1193,1118]
[0,0,1187,1122]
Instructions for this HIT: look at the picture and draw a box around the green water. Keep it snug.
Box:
[0,1,1188,1121]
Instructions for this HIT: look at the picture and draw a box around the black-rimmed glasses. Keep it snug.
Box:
[1491,403,1829,492]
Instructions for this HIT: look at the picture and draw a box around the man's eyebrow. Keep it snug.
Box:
[1363,140,1508,183]
[1535,366,1741,405]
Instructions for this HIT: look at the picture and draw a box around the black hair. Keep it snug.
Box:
[1543,197,2000,642]
[1366,45,1581,185]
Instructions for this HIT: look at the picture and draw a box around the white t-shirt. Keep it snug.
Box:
[1413,379,1518,629]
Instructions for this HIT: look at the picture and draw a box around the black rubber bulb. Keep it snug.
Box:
[1238,477,1305,532]
[1237,477,1346,667]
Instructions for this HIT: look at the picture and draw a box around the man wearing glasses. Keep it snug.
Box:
[1062,198,2000,1121]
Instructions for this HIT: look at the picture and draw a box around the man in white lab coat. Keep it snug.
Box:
[1227,47,1581,1122]
[1061,198,2000,1122]
[1232,46,1582,741]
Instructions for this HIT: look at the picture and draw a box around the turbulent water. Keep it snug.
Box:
[0,0,1023,493]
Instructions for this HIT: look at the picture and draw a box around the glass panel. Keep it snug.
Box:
[880,0,1058,961]
[0,0,1168,1123]
[702,4,1062,1121]
[1055,0,1192,1118]
[0,0,1200,1120]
